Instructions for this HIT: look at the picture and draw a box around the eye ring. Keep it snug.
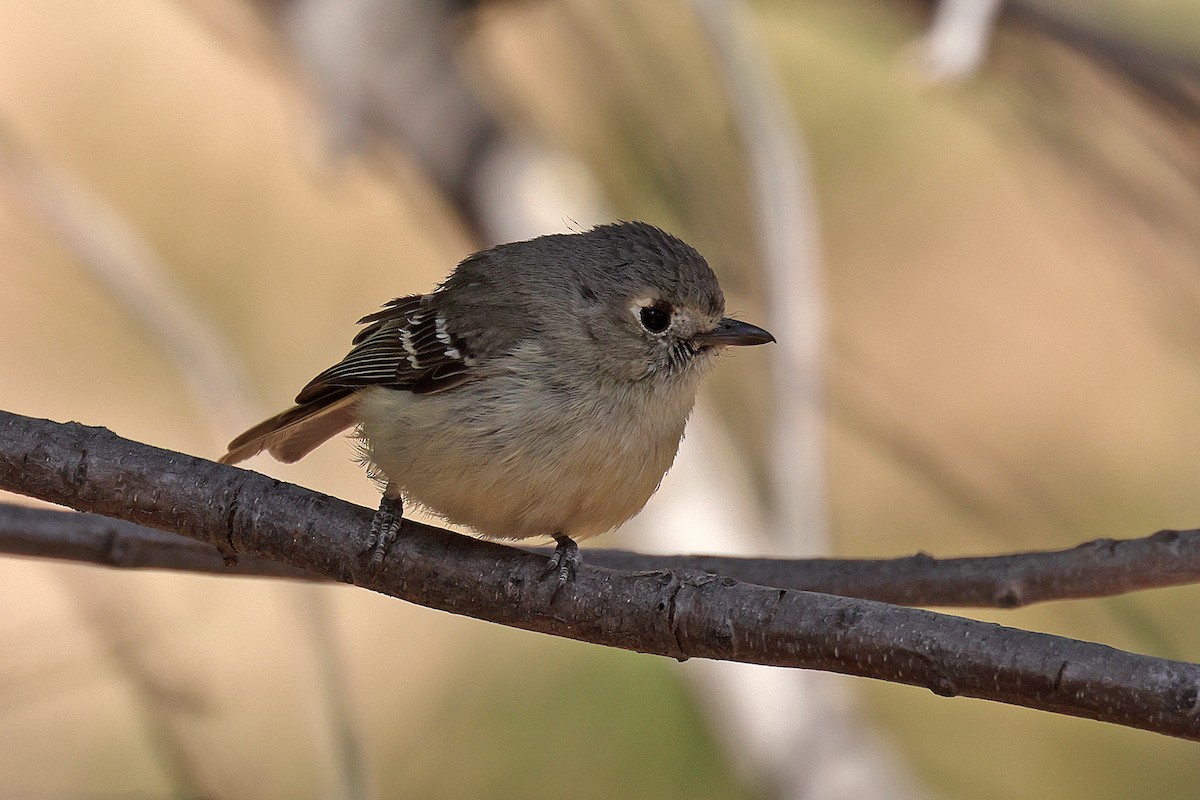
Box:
[639,304,671,333]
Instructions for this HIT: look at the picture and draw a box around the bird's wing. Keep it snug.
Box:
[296,294,477,401]
[220,294,478,464]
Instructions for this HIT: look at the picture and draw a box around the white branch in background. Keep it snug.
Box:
[472,139,610,244]
[690,0,828,553]
[664,2,923,798]
[914,0,1005,83]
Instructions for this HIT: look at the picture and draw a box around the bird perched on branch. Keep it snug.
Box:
[220,221,774,585]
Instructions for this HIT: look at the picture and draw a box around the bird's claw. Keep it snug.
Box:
[543,534,582,590]
[366,495,404,568]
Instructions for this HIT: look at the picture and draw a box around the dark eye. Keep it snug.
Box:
[639,305,671,333]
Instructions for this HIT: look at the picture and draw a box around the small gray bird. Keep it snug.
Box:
[221,221,774,585]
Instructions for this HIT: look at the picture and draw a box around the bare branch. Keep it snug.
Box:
[2,409,1200,740]
[591,535,1200,608]
[5,502,1199,610]
[0,503,319,580]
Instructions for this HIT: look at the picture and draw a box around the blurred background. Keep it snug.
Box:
[2,0,1200,797]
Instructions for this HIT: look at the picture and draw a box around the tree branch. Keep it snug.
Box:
[0,503,319,580]
[2,409,1200,740]
[5,502,1200,610]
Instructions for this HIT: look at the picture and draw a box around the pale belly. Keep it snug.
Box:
[354,379,694,541]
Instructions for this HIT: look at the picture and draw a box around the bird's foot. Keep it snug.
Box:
[366,494,404,568]
[543,533,582,589]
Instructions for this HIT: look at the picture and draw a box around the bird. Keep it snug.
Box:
[220,221,775,585]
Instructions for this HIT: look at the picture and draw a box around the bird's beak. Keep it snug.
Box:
[692,317,776,348]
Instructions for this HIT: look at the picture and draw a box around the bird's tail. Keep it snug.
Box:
[220,392,358,465]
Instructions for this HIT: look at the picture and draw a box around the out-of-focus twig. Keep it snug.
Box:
[0,118,258,442]
[1007,0,1200,124]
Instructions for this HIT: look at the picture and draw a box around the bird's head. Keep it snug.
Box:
[570,222,775,384]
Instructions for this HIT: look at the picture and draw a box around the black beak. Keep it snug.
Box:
[692,317,776,348]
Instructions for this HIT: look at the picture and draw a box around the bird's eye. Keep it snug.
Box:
[639,305,671,333]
